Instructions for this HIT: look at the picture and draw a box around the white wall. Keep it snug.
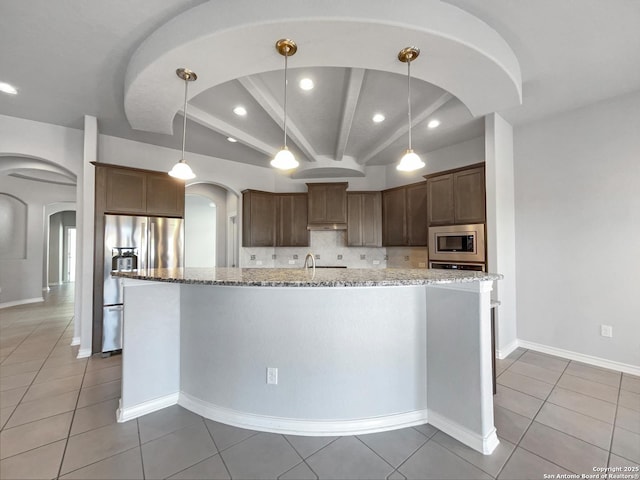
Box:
[385,136,485,189]
[0,177,76,306]
[185,194,217,268]
[514,90,640,368]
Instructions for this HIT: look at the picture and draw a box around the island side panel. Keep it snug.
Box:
[118,280,180,421]
[425,280,498,454]
[179,284,428,434]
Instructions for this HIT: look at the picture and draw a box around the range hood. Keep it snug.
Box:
[307,222,347,231]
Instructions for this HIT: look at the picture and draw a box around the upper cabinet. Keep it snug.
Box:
[306,182,348,229]
[276,193,309,247]
[242,190,277,247]
[426,164,485,226]
[97,164,185,217]
[382,182,428,246]
[242,191,310,248]
[347,192,382,247]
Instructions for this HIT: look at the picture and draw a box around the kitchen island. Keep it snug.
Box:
[113,267,502,454]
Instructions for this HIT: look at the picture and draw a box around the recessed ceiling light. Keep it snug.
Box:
[0,82,18,95]
[427,119,441,129]
[372,113,385,123]
[227,137,237,143]
[299,78,314,91]
[233,106,247,116]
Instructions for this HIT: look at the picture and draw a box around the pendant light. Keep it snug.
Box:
[169,68,197,180]
[396,47,425,172]
[271,39,299,170]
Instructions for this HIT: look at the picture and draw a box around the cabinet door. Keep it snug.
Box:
[307,183,347,224]
[242,191,276,247]
[427,174,454,226]
[147,174,185,217]
[454,167,486,224]
[361,192,382,247]
[347,194,363,246]
[105,168,146,214]
[277,194,309,247]
[325,184,347,223]
[307,185,327,223]
[382,188,407,246]
[406,183,428,246]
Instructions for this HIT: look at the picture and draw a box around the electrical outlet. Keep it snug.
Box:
[267,367,278,385]
[419,262,426,268]
[600,325,613,338]
[360,254,366,260]
[288,260,296,265]
[373,260,380,265]
[250,255,256,260]
[256,260,263,266]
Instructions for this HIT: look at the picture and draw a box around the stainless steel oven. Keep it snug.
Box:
[429,262,485,272]
[428,223,485,264]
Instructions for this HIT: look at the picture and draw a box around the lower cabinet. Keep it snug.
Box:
[347,192,382,247]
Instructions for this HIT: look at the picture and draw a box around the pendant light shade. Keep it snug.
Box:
[169,68,197,180]
[271,39,299,170]
[396,47,425,172]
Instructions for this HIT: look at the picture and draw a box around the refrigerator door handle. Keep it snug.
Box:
[149,220,156,269]
[139,221,148,270]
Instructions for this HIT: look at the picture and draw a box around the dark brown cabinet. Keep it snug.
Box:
[92,163,185,354]
[242,190,276,247]
[382,182,428,246]
[347,192,381,247]
[382,187,407,246]
[306,182,348,227]
[102,165,184,217]
[276,194,309,247]
[426,164,485,226]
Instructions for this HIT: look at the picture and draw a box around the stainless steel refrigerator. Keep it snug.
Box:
[102,214,184,353]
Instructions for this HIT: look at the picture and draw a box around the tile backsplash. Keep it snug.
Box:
[241,231,428,269]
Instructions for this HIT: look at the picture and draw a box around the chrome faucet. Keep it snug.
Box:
[303,252,316,272]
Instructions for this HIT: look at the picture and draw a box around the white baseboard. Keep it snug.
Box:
[70,336,81,346]
[497,339,519,359]
[0,297,44,309]
[117,393,180,423]
[179,392,429,437]
[76,347,92,359]
[518,340,640,376]
[428,410,499,455]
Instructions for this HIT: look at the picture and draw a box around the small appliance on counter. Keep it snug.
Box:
[111,247,138,271]
[102,214,183,354]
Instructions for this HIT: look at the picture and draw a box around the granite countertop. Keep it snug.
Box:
[112,267,502,287]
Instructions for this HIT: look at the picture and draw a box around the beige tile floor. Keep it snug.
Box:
[1,284,638,479]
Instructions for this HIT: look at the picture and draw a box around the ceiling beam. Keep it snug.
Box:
[185,105,274,156]
[238,76,318,162]
[334,68,365,162]
[359,92,453,165]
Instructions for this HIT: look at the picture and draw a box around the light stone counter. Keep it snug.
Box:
[112,266,502,287]
[114,267,501,455]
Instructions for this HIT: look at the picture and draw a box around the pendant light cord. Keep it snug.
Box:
[407,59,412,150]
[283,52,288,148]
[181,77,189,161]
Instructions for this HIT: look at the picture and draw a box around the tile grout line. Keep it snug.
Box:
[137,418,146,480]
[355,432,427,476]
[55,337,90,480]
[201,416,235,479]
[494,350,577,478]
[1,316,74,432]
[605,373,624,470]
[280,433,321,479]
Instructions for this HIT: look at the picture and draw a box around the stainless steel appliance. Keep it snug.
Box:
[429,261,485,272]
[428,223,485,264]
[102,214,184,353]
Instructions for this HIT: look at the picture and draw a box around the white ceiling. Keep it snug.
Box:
[0,0,639,181]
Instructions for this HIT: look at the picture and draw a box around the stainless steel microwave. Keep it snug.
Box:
[428,224,486,263]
